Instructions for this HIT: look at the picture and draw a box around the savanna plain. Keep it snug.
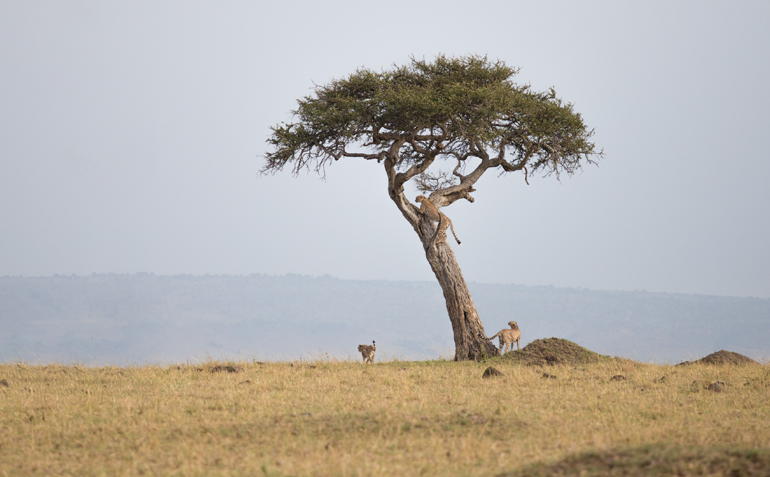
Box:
[1,344,769,476]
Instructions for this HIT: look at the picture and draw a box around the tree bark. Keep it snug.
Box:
[384,150,498,361]
[420,226,500,361]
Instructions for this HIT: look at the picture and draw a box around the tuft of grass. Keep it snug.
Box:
[0,358,768,476]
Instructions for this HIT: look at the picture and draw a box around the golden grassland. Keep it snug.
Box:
[1,356,769,476]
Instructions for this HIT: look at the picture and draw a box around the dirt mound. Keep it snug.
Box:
[482,367,504,378]
[677,350,759,366]
[499,444,770,477]
[210,365,244,373]
[501,338,608,366]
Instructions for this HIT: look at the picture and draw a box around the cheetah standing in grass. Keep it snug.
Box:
[358,340,376,364]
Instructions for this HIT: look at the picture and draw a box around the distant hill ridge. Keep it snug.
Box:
[1,274,768,364]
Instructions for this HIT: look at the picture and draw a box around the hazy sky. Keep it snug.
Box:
[1,1,768,299]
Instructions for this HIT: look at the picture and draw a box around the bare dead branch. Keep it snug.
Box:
[414,170,459,193]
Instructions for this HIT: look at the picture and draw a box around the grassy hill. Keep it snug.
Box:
[1,274,768,364]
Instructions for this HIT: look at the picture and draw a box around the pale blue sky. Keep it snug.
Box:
[1,1,768,298]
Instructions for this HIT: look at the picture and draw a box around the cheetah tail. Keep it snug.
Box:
[449,222,461,245]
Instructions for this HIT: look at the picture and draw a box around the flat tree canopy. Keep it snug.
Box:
[263,55,601,361]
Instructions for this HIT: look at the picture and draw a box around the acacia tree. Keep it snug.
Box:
[262,56,601,361]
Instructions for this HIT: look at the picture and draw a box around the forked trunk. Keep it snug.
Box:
[423,241,500,361]
[385,158,498,361]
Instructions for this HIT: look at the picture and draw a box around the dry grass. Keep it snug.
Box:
[1,357,768,476]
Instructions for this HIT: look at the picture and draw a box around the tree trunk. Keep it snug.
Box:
[384,158,498,361]
[409,211,499,361]
[422,240,500,361]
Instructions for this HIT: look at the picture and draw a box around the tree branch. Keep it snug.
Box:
[384,146,422,228]
[340,150,388,161]
[452,160,464,180]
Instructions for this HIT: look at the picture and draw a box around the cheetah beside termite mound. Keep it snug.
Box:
[358,340,376,364]
[487,321,521,353]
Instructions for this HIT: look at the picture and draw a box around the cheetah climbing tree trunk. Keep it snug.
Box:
[384,155,499,361]
[424,242,500,361]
